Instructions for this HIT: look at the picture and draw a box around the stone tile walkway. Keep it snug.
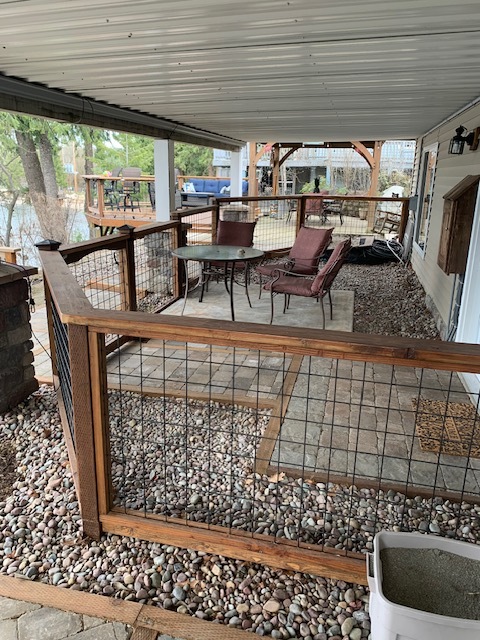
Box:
[0,596,132,640]
[271,357,478,494]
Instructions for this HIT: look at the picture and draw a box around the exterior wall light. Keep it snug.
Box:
[448,125,480,155]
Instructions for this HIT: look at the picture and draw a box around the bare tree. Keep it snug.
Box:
[14,120,69,244]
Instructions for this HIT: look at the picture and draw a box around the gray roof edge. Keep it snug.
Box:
[0,73,245,151]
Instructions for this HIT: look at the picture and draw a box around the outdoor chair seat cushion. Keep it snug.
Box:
[264,273,314,296]
[257,226,333,278]
[184,178,249,196]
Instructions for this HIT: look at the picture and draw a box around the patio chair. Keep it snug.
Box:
[305,191,329,223]
[200,220,257,306]
[118,167,142,211]
[265,237,351,327]
[256,225,333,297]
[104,167,122,210]
[373,210,401,234]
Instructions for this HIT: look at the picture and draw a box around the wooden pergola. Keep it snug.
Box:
[248,140,384,198]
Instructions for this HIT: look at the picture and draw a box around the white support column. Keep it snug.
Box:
[154,139,175,221]
[230,148,243,197]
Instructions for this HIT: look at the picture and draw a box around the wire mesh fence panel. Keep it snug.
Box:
[51,302,74,445]
[177,210,215,246]
[133,230,177,313]
[69,249,127,311]
[303,198,404,239]
[104,335,480,555]
[253,200,298,253]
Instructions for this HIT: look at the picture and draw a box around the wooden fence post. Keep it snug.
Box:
[97,179,105,218]
[69,324,102,539]
[117,225,137,312]
[398,199,410,244]
[297,196,306,233]
[212,203,220,244]
[88,330,112,523]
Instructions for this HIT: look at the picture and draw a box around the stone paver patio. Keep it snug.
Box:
[0,596,132,640]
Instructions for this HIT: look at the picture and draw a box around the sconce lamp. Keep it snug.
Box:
[448,125,480,155]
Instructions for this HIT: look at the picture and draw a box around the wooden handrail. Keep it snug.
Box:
[216,194,410,203]
[83,175,155,182]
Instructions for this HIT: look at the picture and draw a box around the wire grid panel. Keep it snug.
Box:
[181,210,214,246]
[133,231,177,313]
[104,338,480,555]
[51,303,74,445]
[69,249,127,311]
[252,199,297,252]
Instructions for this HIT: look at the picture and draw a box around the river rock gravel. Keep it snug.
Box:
[334,262,439,339]
[1,386,373,639]
[3,386,480,637]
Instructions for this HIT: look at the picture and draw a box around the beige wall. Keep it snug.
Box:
[411,100,480,336]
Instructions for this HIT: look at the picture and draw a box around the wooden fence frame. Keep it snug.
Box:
[39,211,480,585]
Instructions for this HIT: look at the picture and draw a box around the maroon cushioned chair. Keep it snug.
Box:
[265,237,351,327]
[200,220,257,306]
[256,226,333,297]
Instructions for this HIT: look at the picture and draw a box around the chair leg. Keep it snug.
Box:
[244,267,252,308]
[283,294,288,314]
[199,271,208,303]
[270,291,275,324]
[320,296,325,329]
[328,289,333,319]
[224,265,230,293]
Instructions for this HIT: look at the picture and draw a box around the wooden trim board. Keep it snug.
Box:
[255,354,303,474]
[107,382,276,411]
[101,511,367,585]
[0,575,249,640]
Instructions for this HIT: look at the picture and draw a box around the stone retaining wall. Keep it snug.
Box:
[0,277,38,412]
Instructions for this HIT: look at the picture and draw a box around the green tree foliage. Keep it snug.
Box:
[174,143,213,176]
[0,112,72,243]
[378,170,412,195]
[91,135,213,177]
[93,133,154,173]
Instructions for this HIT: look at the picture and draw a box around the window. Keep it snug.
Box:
[414,144,438,253]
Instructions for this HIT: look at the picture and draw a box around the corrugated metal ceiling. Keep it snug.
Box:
[0,0,479,144]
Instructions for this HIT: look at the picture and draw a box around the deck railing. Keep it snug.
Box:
[84,175,156,232]
[39,207,480,585]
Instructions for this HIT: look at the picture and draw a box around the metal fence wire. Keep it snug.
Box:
[69,249,127,311]
[105,335,480,556]
[51,302,74,446]
[134,231,177,313]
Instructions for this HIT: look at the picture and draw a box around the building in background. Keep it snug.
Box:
[214,140,415,194]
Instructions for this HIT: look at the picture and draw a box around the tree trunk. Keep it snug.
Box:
[15,129,68,244]
[4,192,19,246]
[83,129,94,213]
[38,133,59,199]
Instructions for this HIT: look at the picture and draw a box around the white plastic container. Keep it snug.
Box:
[368,531,480,640]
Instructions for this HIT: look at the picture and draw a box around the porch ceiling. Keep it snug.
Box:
[0,0,479,146]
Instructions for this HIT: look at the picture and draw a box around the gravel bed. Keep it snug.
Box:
[334,262,439,339]
[3,388,480,639]
[0,387,371,640]
[110,392,480,550]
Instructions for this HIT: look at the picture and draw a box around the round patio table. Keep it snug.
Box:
[171,245,264,321]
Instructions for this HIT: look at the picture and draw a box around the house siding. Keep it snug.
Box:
[411,101,480,337]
